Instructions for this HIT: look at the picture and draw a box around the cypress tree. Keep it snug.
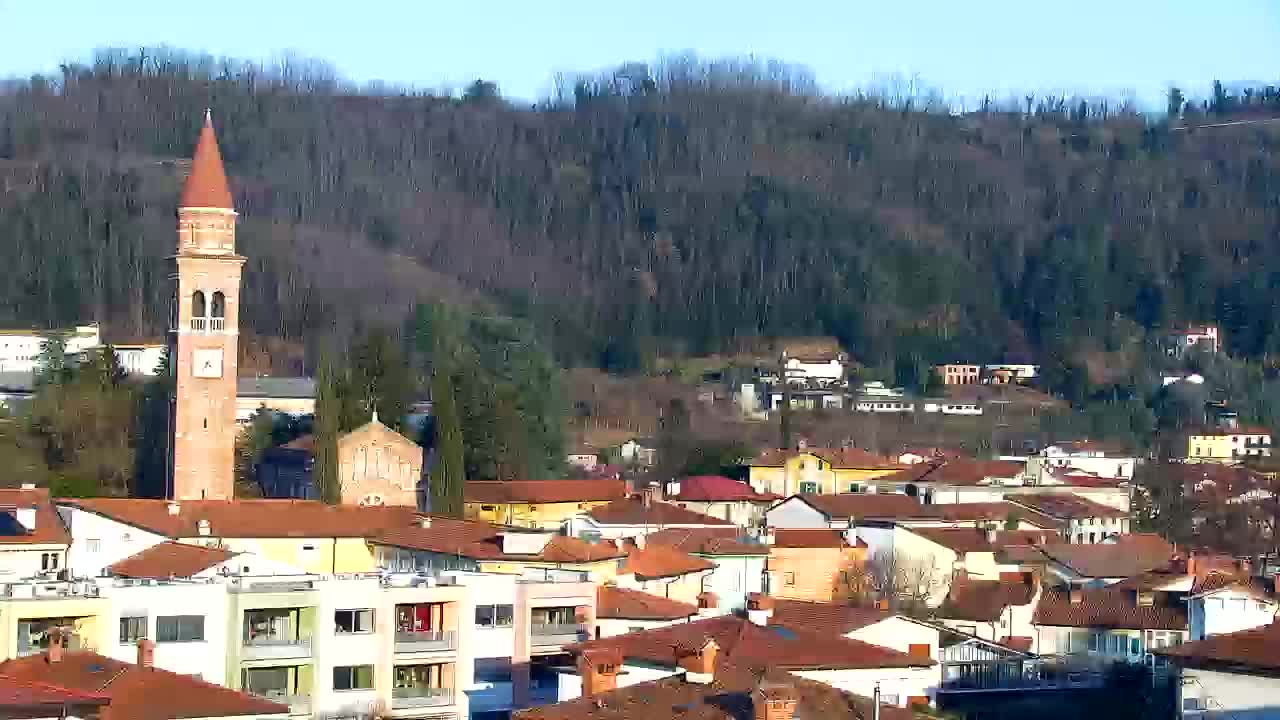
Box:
[313,351,343,504]
[429,366,465,516]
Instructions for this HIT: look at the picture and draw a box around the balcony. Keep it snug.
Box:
[189,317,225,333]
[242,636,313,661]
[394,630,457,654]
[392,687,454,709]
[531,623,587,647]
[253,693,311,715]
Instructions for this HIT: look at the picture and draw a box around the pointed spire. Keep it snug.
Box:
[179,110,234,210]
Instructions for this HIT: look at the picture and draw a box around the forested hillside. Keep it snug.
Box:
[2,49,1280,373]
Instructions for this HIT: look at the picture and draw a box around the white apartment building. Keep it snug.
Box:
[0,325,100,373]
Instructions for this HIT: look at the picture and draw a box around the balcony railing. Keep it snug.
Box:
[242,635,313,660]
[189,317,225,332]
[531,623,587,646]
[253,693,311,715]
[392,687,455,708]
[394,630,457,653]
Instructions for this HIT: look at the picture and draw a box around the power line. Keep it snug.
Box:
[1170,116,1280,132]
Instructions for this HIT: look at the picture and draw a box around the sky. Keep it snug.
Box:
[2,0,1278,107]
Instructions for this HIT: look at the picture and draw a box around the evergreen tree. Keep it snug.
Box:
[428,362,465,516]
[313,351,343,504]
[346,328,412,431]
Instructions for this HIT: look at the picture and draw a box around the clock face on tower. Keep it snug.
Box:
[193,348,224,378]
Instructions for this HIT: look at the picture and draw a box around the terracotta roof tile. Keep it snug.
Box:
[1155,621,1280,671]
[108,541,236,579]
[0,651,287,720]
[1189,572,1275,600]
[1033,588,1186,631]
[620,544,715,580]
[911,459,1025,486]
[910,527,995,554]
[1007,494,1128,519]
[516,663,911,720]
[927,501,1061,528]
[791,493,930,521]
[1038,535,1176,579]
[597,586,698,621]
[645,528,769,556]
[586,498,733,527]
[996,530,1061,547]
[62,498,421,539]
[772,528,854,549]
[670,476,779,503]
[0,673,108,710]
[465,480,628,504]
[751,448,903,470]
[769,600,894,634]
[998,636,1033,652]
[939,579,1036,622]
[179,112,234,210]
[567,614,932,671]
[0,488,69,546]
[370,519,625,563]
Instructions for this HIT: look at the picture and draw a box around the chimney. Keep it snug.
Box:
[14,507,36,531]
[874,598,890,611]
[754,682,800,720]
[47,628,65,664]
[1069,588,1083,604]
[642,484,659,509]
[697,592,719,616]
[418,516,432,529]
[676,638,719,683]
[746,593,774,625]
[167,502,181,516]
[985,526,998,544]
[1137,590,1155,608]
[1187,554,1198,577]
[137,638,155,668]
[577,648,622,697]
[19,483,35,490]
[197,519,211,537]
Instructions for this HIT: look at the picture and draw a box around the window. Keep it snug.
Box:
[335,609,374,634]
[211,291,226,318]
[629,626,644,633]
[192,291,206,318]
[120,616,147,644]
[784,572,796,586]
[799,482,819,494]
[848,483,861,493]
[332,665,374,691]
[40,553,59,571]
[156,615,204,643]
[475,604,514,628]
[86,539,102,553]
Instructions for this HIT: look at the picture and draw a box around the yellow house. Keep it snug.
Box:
[1187,427,1273,464]
[61,499,424,575]
[0,590,109,660]
[464,480,628,530]
[748,448,905,497]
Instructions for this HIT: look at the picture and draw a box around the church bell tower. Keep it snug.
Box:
[170,111,244,500]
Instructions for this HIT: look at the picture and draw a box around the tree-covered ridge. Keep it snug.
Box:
[1,49,1279,373]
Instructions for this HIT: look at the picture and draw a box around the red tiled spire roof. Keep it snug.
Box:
[179,110,234,210]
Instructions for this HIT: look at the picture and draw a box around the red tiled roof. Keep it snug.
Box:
[179,112,234,210]
[751,448,903,470]
[0,673,108,711]
[772,528,854,549]
[567,615,932,671]
[597,586,698,621]
[939,579,1036,622]
[1007,494,1128,519]
[999,636,1033,652]
[515,663,911,720]
[586,498,733,527]
[0,488,69,546]
[108,541,236,579]
[671,476,778,503]
[1033,588,1187,631]
[791,493,930,521]
[61,498,421,539]
[371,519,625,564]
[926,501,1061,528]
[910,527,994,554]
[1155,621,1280,671]
[620,544,715,580]
[996,530,1060,547]
[769,600,894,634]
[1189,572,1275,600]
[1038,535,1175,579]
[645,528,769,556]
[465,480,628,504]
[0,651,287,720]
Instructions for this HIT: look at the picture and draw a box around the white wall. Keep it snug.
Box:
[702,555,766,611]
[0,545,67,581]
[1197,591,1278,640]
[765,499,831,529]
[1180,668,1280,719]
[312,577,383,718]
[98,581,232,684]
[596,617,692,639]
[557,662,677,701]
[849,618,941,661]
[59,506,169,578]
[795,666,937,706]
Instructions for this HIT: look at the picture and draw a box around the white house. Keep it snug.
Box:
[782,355,847,387]
[108,344,167,376]
[1157,622,1280,719]
[566,497,734,541]
[1187,574,1279,641]
[1006,494,1130,544]
[0,487,70,581]
[643,527,769,611]
[1030,441,1138,481]
[935,575,1041,649]
[1164,325,1221,356]
[594,585,703,638]
[0,324,100,373]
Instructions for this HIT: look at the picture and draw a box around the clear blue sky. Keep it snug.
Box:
[2,0,1278,106]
